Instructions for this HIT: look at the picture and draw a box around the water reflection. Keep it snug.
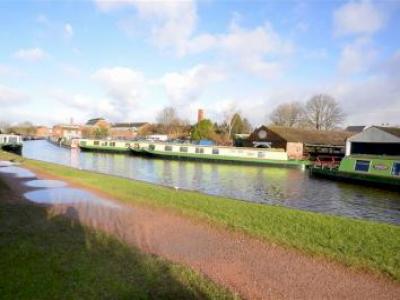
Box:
[25,179,67,188]
[22,140,400,225]
[0,160,15,167]
[0,166,36,178]
[24,187,120,208]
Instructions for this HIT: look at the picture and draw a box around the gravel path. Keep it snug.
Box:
[1,165,399,299]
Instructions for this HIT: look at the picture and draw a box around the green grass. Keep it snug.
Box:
[1,151,400,282]
[0,177,236,299]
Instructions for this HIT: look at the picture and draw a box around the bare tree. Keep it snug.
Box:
[156,107,179,126]
[269,102,304,127]
[304,94,345,130]
[156,106,187,137]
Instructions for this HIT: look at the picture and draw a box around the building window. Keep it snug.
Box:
[180,146,188,152]
[258,152,266,158]
[392,162,400,176]
[195,147,204,154]
[93,141,99,146]
[165,145,172,151]
[212,148,219,155]
[355,160,370,172]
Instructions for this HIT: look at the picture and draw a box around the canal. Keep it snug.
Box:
[23,140,400,225]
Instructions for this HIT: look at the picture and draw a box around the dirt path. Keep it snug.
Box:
[1,166,400,299]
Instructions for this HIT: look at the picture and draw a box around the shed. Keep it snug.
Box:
[249,126,354,159]
[346,126,400,156]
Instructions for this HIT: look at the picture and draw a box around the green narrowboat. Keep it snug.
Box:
[0,134,23,155]
[310,155,400,188]
[79,139,132,153]
[129,141,310,168]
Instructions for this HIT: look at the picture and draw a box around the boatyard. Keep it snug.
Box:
[1,1,400,298]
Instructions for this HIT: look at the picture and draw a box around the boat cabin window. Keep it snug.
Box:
[3,137,7,143]
[110,142,116,147]
[125,143,130,147]
[133,143,139,149]
[258,152,266,158]
[80,141,87,146]
[180,146,188,152]
[195,147,204,154]
[149,144,155,150]
[101,142,108,146]
[392,162,400,176]
[212,148,219,155]
[354,160,370,172]
[165,145,172,151]
[93,141,100,146]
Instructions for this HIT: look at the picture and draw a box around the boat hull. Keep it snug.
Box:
[79,145,130,154]
[310,167,400,189]
[1,144,23,155]
[140,148,308,168]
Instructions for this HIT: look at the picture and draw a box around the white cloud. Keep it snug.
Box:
[64,23,74,39]
[94,0,197,56]
[35,14,49,25]
[0,85,29,106]
[338,37,377,75]
[161,64,225,105]
[13,48,47,62]
[93,67,145,106]
[334,1,385,36]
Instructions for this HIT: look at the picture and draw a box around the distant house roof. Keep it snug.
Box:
[86,118,106,126]
[346,126,365,133]
[374,126,400,138]
[112,122,149,128]
[266,126,354,146]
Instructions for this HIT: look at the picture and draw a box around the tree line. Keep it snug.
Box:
[269,94,346,130]
[148,107,252,145]
[0,121,36,136]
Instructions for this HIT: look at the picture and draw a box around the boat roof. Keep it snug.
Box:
[348,154,400,160]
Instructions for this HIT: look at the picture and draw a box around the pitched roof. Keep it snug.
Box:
[112,122,149,128]
[374,126,400,138]
[268,126,354,146]
[346,126,365,133]
[86,118,105,125]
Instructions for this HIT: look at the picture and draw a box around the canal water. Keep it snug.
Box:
[22,140,400,225]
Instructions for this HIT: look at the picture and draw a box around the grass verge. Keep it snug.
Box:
[0,175,235,299]
[1,151,400,282]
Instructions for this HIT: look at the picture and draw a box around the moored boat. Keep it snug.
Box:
[79,138,132,153]
[0,134,23,155]
[130,141,309,168]
[310,155,400,188]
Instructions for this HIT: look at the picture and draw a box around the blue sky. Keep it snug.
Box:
[0,0,399,127]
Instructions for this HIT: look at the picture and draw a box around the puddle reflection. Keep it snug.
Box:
[25,179,67,188]
[0,160,15,167]
[0,166,36,178]
[24,188,120,208]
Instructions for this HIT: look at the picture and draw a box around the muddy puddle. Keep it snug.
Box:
[25,179,67,188]
[0,166,36,178]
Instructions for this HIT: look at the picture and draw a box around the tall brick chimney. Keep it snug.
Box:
[197,109,204,123]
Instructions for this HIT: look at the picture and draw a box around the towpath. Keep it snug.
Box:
[1,164,399,299]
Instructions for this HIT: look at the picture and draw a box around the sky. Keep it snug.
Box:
[0,0,399,128]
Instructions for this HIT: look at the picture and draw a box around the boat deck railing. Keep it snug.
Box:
[313,156,341,169]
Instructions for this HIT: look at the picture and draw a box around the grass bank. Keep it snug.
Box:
[0,176,235,299]
[2,151,400,281]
